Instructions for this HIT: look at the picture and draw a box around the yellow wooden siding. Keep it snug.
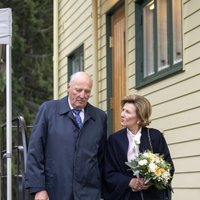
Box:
[184,5,200,33]
[173,172,200,188]
[173,156,200,172]
[57,0,97,102]
[147,74,200,106]
[126,0,136,94]
[152,92,200,120]
[151,107,200,130]
[183,0,200,16]
[140,64,199,102]
[184,22,200,47]
[170,139,200,158]
[185,42,200,63]
[165,123,200,144]
[98,1,111,111]
[174,189,200,200]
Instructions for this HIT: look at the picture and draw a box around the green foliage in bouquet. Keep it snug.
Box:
[125,150,172,190]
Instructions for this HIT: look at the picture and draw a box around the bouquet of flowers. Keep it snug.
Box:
[125,150,172,190]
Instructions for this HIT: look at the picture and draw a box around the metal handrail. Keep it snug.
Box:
[0,115,31,200]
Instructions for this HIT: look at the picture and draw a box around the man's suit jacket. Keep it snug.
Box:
[25,96,107,200]
[103,127,174,200]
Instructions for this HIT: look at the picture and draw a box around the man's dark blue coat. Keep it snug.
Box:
[25,96,107,200]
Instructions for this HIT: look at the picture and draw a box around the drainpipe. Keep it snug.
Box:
[92,0,98,106]
[53,0,59,99]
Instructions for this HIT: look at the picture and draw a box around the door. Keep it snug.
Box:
[111,6,126,132]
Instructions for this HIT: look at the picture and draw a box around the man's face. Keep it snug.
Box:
[68,76,92,109]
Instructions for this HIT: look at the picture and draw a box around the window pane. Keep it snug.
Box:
[71,51,84,74]
[72,57,80,74]
[172,0,182,63]
[143,1,154,77]
[157,0,168,71]
[79,50,84,69]
[68,45,84,78]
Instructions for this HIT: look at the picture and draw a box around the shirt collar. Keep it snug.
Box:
[127,128,142,145]
[127,127,142,136]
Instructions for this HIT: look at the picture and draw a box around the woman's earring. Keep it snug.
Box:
[137,121,140,124]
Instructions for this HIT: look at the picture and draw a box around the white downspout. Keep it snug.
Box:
[92,0,98,106]
[53,0,59,99]
[6,43,12,200]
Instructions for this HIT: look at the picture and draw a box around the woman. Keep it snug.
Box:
[103,94,174,200]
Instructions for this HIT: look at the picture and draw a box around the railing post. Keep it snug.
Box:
[6,43,12,200]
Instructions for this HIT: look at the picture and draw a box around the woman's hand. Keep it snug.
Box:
[139,178,151,190]
[129,178,151,191]
[34,190,49,200]
[129,178,142,191]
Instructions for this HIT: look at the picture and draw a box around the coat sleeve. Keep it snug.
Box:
[103,135,132,200]
[150,129,175,177]
[24,102,48,193]
[97,113,107,196]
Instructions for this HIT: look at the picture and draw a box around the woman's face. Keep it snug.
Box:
[120,102,140,129]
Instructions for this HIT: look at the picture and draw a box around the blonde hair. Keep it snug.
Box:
[121,94,152,127]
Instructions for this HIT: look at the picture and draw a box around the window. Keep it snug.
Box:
[68,45,84,81]
[135,0,183,88]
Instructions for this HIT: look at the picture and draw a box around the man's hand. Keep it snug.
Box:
[35,190,49,200]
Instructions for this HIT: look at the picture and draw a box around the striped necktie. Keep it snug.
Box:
[72,109,83,128]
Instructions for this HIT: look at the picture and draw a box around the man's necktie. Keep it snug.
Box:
[72,109,83,128]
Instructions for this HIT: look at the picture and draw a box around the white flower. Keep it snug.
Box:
[162,171,171,181]
[149,162,157,172]
[143,152,149,158]
[138,159,148,166]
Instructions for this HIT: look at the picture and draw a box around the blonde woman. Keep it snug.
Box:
[103,94,174,200]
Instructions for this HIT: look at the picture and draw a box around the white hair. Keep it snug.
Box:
[69,71,92,84]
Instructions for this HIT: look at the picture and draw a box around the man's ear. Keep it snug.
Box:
[68,83,70,88]
[67,83,70,92]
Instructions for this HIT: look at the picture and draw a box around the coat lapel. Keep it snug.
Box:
[119,129,129,160]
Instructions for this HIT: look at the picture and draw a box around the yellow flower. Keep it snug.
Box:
[155,167,165,176]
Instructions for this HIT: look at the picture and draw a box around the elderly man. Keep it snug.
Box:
[25,71,107,200]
